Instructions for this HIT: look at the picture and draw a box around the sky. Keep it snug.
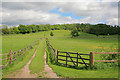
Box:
[0,0,119,26]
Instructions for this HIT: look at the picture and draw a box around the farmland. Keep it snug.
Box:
[2,30,118,78]
[46,30,118,78]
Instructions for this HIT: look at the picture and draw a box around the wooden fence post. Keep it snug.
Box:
[14,51,16,61]
[20,50,22,55]
[57,51,58,63]
[21,49,23,55]
[77,53,78,66]
[55,49,58,63]
[90,52,94,69]
[66,53,68,66]
[10,50,13,64]
[23,48,25,53]
[18,51,20,56]
[7,52,10,64]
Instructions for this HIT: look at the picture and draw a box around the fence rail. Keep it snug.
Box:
[57,51,90,67]
[89,52,119,68]
[0,53,9,56]
[94,52,120,54]
[0,38,42,69]
[94,60,118,62]
[46,38,119,69]
[58,51,90,55]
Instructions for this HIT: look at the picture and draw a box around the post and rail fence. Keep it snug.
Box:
[0,38,42,69]
[89,52,119,68]
[46,38,119,69]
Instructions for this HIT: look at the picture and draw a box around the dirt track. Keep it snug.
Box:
[5,41,42,78]
[4,40,59,78]
[42,44,58,78]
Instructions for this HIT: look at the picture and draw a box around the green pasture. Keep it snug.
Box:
[2,30,119,78]
[46,30,118,78]
[48,30,118,66]
[2,33,44,54]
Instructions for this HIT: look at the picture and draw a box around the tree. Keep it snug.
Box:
[9,27,14,34]
[45,24,51,30]
[31,24,37,33]
[50,32,54,36]
[13,26,20,34]
[71,28,79,37]
[36,25,41,32]
[2,25,10,34]
[18,24,28,34]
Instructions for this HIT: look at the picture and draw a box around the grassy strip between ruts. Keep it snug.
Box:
[2,40,40,77]
[29,39,45,75]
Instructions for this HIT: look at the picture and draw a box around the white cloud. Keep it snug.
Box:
[2,7,75,25]
[1,2,118,26]
[2,0,119,2]
[58,2,118,25]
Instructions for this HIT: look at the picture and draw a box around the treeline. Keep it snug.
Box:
[1,23,120,35]
[74,23,119,35]
[1,24,72,34]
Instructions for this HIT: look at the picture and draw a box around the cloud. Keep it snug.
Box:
[2,0,119,2]
[1,2,118,26]
[57,2,118,24]
[2,5,76,25]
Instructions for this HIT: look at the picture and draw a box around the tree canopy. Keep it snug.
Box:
[1,23,119,36]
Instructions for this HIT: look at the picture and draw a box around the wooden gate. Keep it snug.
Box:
[55,50,90,67]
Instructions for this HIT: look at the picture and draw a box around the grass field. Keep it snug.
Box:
[46,30,118,78]
[2,33,45,53]
[2,30,118,78]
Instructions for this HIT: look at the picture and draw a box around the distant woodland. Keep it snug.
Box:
[1,23,120,36]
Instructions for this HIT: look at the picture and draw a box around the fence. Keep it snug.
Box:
[46,38,119,69]
[56,51,90,67]
[0,38,42,69]
[46,39,90,67]
[89,52,119,68]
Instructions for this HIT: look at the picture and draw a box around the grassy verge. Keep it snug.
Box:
[29,39,45,75]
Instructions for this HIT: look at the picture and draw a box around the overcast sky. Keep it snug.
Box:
[1,0,119,26]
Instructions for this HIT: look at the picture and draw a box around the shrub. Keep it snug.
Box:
[46,41,55,64]
[71,28,79,37]
[100,54,118,60]
[50,32,54,36]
